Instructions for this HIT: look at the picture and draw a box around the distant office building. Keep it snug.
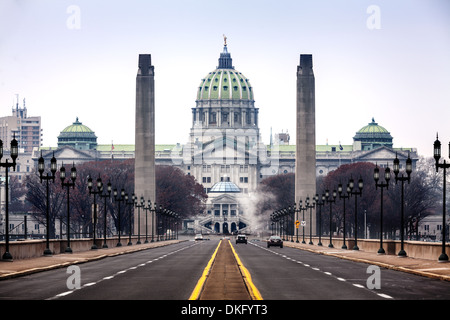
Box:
[0,97,42,153]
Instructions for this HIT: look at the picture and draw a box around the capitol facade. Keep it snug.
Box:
[34,43,419,234]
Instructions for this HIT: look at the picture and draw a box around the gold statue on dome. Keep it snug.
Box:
[223,34,227,46]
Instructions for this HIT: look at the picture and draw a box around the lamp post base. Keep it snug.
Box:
[65,247,72,253]
[398,249,407,257]
[438,253,449,262]
[2,252,13,261]
[44,248,52,256]
[377,248,385,255]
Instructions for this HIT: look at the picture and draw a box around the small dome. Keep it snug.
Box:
[58,117,97,150]
[353,118,393,150]
[356,118,390,135]
[209,176,240,193]
[61,117,95,133]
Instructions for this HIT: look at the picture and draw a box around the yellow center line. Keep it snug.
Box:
[188,240,222,300]
[229,240,263,300]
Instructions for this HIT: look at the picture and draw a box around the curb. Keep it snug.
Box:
[284,242,450,282]
[0,240,184,281]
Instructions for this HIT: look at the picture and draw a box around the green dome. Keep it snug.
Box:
[61,117,95,133]
[353,118,393,150]
[356,118,390,134]
[196,45,254,101]
[197,69,254,101]
[58,117,97,150]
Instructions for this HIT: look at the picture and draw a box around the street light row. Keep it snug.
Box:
[34,154,180,257]
[271,152,423,259]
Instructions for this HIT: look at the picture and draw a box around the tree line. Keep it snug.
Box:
[12,159,207,238]
[255,157,442,240]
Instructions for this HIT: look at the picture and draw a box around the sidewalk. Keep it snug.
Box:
[0,240,182,280]
[283,240,450,282]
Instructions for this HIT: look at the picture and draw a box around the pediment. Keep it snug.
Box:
[355,146,400,161]
[40,146,95,162]
[209,194,239,204]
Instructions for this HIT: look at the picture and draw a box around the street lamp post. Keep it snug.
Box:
[297,201,307,244]
[374,164,391,255]
[349,176,364,250]
[124,193,135,246]
[0,136,19,261]
[97,180,112,248]
[433,134,449,262]
[288,205,294,242]
[156,204,163,241]
[305,197,315,245]
[393,152,413,257]
[315,193,326,246]
[338,183,351,250]
[87,175,103,250]
[293,204,300,243]
[38,151,57,256]
[60,163,77,253]
[135,196,145,244]
[325,189,337,248]
[113,188,126,247]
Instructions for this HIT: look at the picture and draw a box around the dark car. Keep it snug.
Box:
[236,235,247,244]
[267,236,283,248]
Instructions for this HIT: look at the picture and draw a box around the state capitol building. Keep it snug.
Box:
[17,42,418,234]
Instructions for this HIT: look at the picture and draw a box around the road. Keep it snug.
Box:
[234,240,450,300]
[0,238,450,301]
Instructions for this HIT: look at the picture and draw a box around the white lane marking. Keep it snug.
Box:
[49,242,199,300]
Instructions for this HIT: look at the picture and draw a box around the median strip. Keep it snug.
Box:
[188,240,222,300]
[189,239,262,300]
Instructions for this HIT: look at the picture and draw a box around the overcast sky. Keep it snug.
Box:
[1,0,449,158]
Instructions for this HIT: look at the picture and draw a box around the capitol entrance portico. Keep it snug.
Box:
[197,177,249,234]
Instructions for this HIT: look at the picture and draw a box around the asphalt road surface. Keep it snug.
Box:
[233,240,450,300]
[1,238,450,301]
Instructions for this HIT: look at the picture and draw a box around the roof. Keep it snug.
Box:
[209,179,241,193]
[353,118,393,142]
[197,46,254,101]
[355,118,391,135]
[60,118,95,134]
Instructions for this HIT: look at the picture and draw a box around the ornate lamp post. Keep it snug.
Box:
[293,204,300,243]
[314,193,326,246]
[38,151,57,256]
[325,189,337,248]
[393,152,412,257]
[134,196,145,244]
[305,197,315,245]
[60,163,77,253]
[374,164,391,254]
[297,201,308,244]
[338,183,351,250]
[113,188,126,247]
[142,200,151,243]
[87,175,103,250]
[97,180,111,248]
[0,136,19,261]
[433,134,449,262]
[124,193,135,246]
[349,176,363,250]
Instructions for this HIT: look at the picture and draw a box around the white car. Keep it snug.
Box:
[194,234,203,241]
